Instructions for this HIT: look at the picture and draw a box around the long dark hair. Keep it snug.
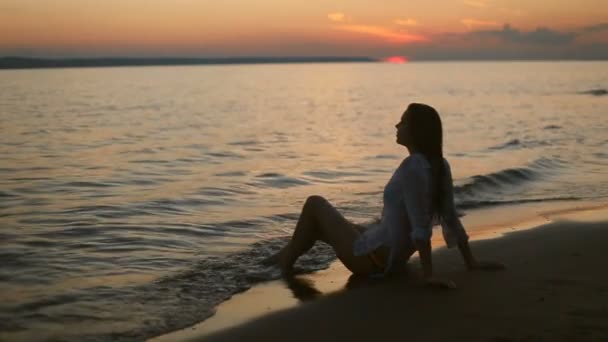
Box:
[405,103,444,216]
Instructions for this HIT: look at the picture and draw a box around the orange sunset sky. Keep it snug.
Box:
[1,0,607,59]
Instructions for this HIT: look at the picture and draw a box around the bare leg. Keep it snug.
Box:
[269,195,376,275]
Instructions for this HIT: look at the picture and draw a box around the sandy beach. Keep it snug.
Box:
[152,205,608,342]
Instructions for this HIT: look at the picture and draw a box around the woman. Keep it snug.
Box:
[265,103,503,288]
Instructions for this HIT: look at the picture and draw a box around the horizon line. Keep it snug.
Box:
[1,56,607,70]
[0,56,377,69]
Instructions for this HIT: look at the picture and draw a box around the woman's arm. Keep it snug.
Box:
[442,160,504,272]
[415,238,457,289]
[414,239,433,278]
[401,158,457,288]
[458,239,505,270]
[457,239,478,270]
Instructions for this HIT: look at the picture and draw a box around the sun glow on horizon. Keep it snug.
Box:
[384,56,409,63]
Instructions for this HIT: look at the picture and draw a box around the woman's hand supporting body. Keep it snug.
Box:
[415,238,457,289]
[458,239,505,271]
[415,235,504,289]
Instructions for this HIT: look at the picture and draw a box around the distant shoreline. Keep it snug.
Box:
[1,56,607,70]
[0,56,377,69]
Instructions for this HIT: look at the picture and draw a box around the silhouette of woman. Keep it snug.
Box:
[265,103,503,288]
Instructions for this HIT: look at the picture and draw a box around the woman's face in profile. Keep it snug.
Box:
[395,111,410,147]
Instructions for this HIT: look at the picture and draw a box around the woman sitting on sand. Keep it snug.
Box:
[265,103,503,288]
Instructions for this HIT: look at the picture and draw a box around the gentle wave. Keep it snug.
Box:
[456,167,536,193]
[0,190,18,198]
[453,158,567,209]
[487,138,552,151]
[579,88,608,96]
[301,170,369,184]
[457,196,582,209]
[249,173,311,188]
[488,138,522,150]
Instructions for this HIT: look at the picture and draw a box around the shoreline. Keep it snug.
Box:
[150,200,608,341]
[0,56,377,70]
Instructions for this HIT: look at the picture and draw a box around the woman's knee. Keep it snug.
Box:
[304,195,327,210]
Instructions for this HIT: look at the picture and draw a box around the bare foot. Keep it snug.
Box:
[262,250,294,276]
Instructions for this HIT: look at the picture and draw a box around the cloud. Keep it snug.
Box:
[463,0,489,8]
[471,24,577,45]
[333,25,428,43]
[395,22,608,61]
[461,19,500,30]
[394,18,417,26]
[327,12,346,22]
[328,13,424,45]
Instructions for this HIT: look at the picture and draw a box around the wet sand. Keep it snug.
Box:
[152,206,608,341]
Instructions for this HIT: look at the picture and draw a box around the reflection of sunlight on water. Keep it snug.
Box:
[0,273,159,307]
[1,62,608,340]
[57,273,160,293]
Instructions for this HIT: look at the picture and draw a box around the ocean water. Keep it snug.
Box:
[1,61,607,341]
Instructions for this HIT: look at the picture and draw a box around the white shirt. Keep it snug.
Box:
[353,153,469,274]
